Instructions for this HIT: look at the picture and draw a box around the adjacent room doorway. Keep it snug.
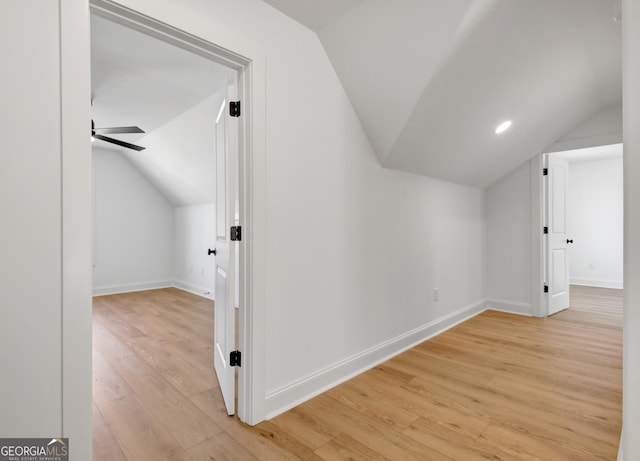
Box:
[540,144,624,316]
[89,0,252,421]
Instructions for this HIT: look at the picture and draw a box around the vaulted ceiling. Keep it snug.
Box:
[91,14,230,206]
[263,0,622,187]
[92,1,622,202]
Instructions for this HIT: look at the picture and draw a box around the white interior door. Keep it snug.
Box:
[546,155,570,315]
[214,91,238,415]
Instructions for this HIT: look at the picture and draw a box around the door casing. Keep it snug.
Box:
[89,0,255,423]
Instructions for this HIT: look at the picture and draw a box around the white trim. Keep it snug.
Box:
[530,154,546,317]
[570,279,624,289]
[61,1,93,458]
[173,280,215,299]
[486,299,533,316]
[93,280,173,296]
[264,300,486,420]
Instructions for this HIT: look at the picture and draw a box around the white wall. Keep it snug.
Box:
[93,147,174,294]
[261,17,485,411]
[623,0,640,458]
[174,204,216,297]
[1,1,93,457]
[0,0,63,436]
[568,157,623,288]
[484,160,534,315]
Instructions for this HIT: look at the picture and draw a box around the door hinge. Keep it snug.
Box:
[230,101,241,117]
[544,284,549,293]
[230,350,241,367]
[543,168,548,176]
[230,226,242,241]
[543,226,548,234]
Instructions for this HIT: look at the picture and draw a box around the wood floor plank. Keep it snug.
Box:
[93,402,128,461]
[92,347,133,404]
[299,394,456,461]
[128,335,215,397]
[266,407,333,451]
[187,433,259,461]
[93,285,622,461]
[189,388,312,461]
[110,354,223,450]
[98,395,193,461]
[402,417,525,461]
[314,433,391,461]
[92,316,136,362]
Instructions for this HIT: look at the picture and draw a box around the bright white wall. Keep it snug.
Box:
[93,147,174,294]
[484,160,533,314]
[0,0,63,436]
[568,157,623,288]
[1,2,93,455]
[623,0,640,458]
[174,204,216,297]
[260,15,485,409]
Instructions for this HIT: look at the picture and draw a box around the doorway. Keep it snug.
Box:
[540,144,624,316]
[89,0,252,422]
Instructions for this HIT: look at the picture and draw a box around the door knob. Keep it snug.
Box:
[566,239,574,244]
[208,248,216,255]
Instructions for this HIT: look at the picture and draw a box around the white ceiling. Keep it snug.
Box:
[264,0,622,187]
[91,14,231,205]
[258,0,368,31]
[92,1,622,200]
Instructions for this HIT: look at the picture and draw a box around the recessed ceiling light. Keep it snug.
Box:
[495,120,512,134]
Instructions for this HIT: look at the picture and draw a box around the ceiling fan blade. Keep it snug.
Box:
[93,134,146,151]
[95,126,145,134]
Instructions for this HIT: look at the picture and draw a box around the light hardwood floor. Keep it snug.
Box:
[93,285,622,461]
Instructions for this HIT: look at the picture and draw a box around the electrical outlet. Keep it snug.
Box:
[433,288,439,302]
[588,263,595,271]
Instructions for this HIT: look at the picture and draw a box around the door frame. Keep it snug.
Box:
[88,0,256,423]
[531,153,547,317]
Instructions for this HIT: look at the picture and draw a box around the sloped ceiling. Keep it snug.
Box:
[91,14,231,205]
[263,0,622,187]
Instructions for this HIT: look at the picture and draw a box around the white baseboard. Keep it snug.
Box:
[93,280,173,296]
[173,280,215,300]
[93,280,215,299]
[570,278,623,289]
[263,299,486,420]
[485,299,532,316]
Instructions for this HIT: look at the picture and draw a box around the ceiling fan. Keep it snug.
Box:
[91,120,146,151]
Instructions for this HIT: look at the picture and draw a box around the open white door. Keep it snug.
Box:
[214,89,238,415]
[546,155,571,315]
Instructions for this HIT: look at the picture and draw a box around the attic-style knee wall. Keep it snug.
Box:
[484,161,534,315]
[92,148,175,294]
[92,150,217,298]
